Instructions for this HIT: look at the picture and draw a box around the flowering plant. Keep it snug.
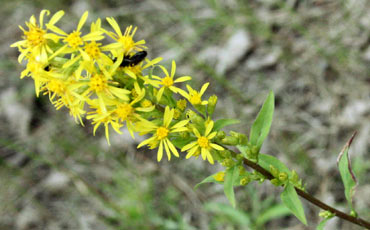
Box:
[11,10,370,229]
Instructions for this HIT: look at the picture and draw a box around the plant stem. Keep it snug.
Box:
[242,158,370,229]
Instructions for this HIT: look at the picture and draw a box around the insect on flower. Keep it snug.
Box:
[118,51,147,67]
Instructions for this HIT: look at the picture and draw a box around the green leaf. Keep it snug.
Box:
[256,204,291,227]
[171,137,192,149]
[204,202,251,226]
[194,173,222,190]
[281,183,307,225]
[317,217,333,230]
[224,166,239,208]
[337,133,357,212]
[249,91,274,149]
[259,154,291,176]
[213,119,240,131]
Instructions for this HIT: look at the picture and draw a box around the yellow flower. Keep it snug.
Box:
[176,99,187,111]
[48,11,105,64]
[80,41,118,66]
[213,172,225,182]
[181,120,224,164]
[19,58,49,96]
[81,70,131,113]
[104,19,146,56]
[11,10,64,64]
[40,73,86,124]
[120,56,163,80]
[54,93,86,125]
[86,102,122,145]
[137,106,189,162]
[179,83,209,105]
[113,86,155,138]
[151,61,192,102]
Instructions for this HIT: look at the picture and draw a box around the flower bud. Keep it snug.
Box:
[278,172,288,182]
[240,176,251,186]
[207,95,218,116]
[216,130,226,140]
[219,150,231,158]
[213,171,225,182]
[269,165,279,177]
[176,99,187,111]
[186,110,204,125]
[220,136,239,146]
[173,108,182,119]
[221,158,234,168]
[238,166,246,174]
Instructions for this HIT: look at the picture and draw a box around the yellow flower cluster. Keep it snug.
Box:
[11,10,225,164]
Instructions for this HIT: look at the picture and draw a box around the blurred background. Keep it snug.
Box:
[1,0,370,229]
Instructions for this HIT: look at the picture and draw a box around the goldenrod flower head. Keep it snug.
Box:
[84,41,101,59]
[137,106,189,162]
[89,74,108,93]
[181,120,224,164]
[152,61,192,102]
[173,109,181,120]
[112,88,153,139]
[65,31,83,49]
[88,111,122,146]
[180,83,209,106]
[214,171,225,182]
[12,10,231,167]
[11,10,64,63]
[115,103,134,121]
[176,99,187,111]
[47,11,104,61]
[105,18,146,55]
[141,99,153,108]
[43,78,67,100]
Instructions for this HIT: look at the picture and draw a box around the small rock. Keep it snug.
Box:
[216,29,252,74]
[339,100,370,126]
[16,205,41,230]
[198,46,220,66]
[362,45,370,61]
[246,47,282,71]
[43,171,70,192]
[0,88,31,139]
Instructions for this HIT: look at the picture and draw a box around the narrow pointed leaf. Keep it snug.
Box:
[281,183,307,225]
[250,91,274,149]
[317,216,334,230]
[194,173,222,190]
[214,119,240,131]
[224,166,239,208]
[259,153,291,176]
[256,204,291,227]
[337,132,358,212]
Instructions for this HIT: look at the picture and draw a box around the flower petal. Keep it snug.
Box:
[137,136,156,148]
[163,140,171,161]
[159,65,169,77]
[205,120,214,136]
[210,143,224,151]
[171,120,189,130]
[206,150,214,164]
[157,140,164,162]
[174,76,192,83]
[171,60,176,78]
[166,139,179,157]
[163,106,174,128]
[182,141,197,151]
[200,82,210,96]
[77,11,89,31]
